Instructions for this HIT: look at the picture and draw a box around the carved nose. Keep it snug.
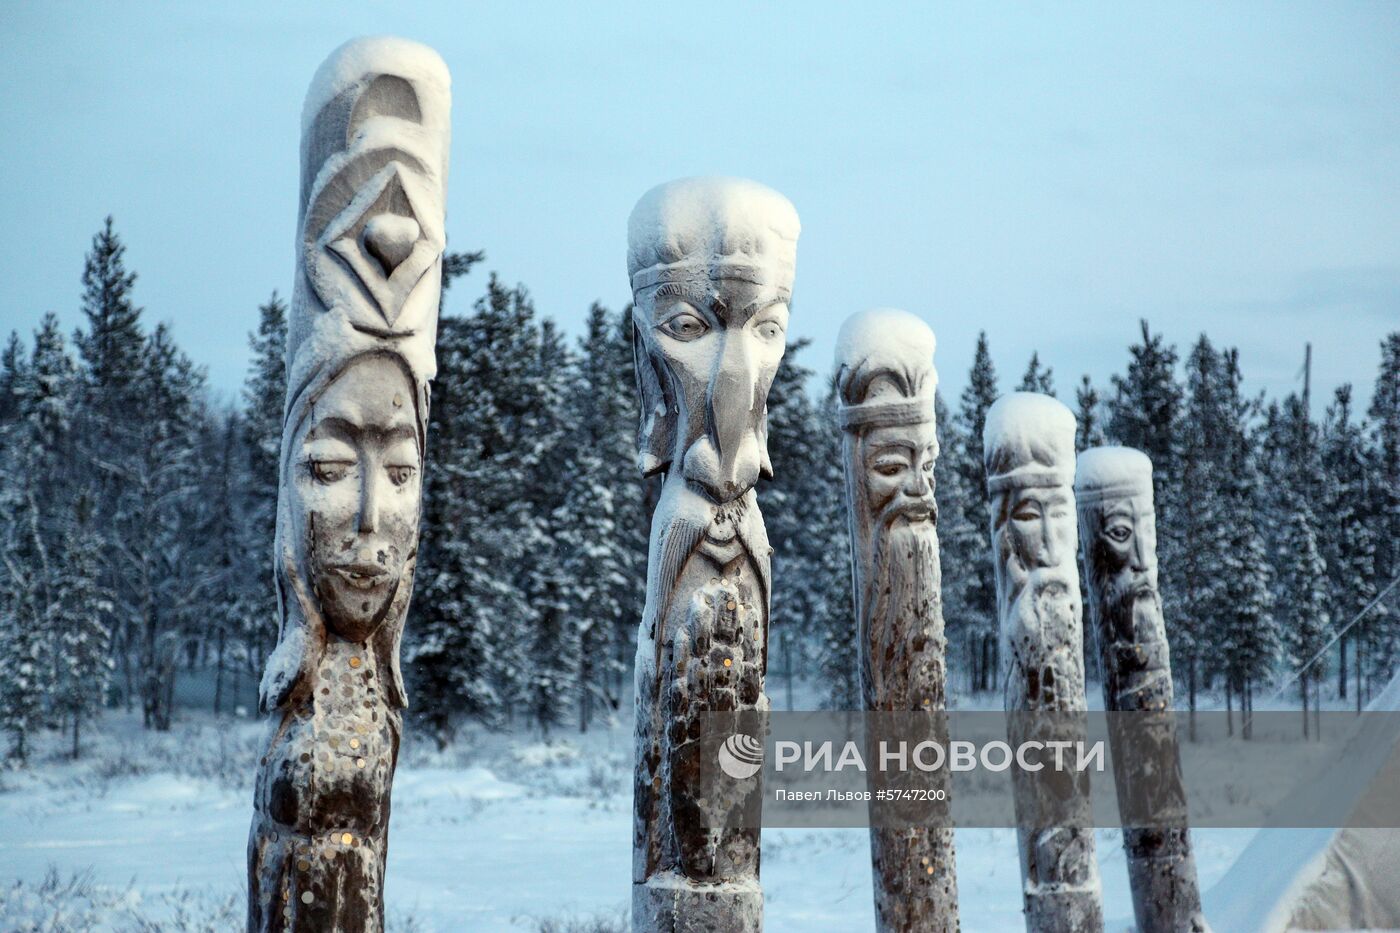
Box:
[359,469,382,534]
[363,213,420,276]
[708,334,757,493]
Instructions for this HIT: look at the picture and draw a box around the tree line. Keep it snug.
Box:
[1,218,1397,759]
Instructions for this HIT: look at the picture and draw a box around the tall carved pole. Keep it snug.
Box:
[834,309,959,932]
[983,392,1103,932]
[1076,447,1208,932]
[247,37,449,933]
[629,177,799,933]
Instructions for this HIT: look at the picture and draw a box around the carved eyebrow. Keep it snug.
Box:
[308,416,417,445]
[739,296,789,319]
[307,416,356,442]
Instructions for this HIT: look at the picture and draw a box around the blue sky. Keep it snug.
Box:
[2,2,1396,410]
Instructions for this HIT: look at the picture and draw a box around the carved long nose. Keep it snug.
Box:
[359,467,381,534]
[707,332,757,492]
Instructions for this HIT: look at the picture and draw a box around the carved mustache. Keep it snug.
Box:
[878,493,938,527]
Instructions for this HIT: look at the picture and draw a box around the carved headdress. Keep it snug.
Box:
[834,308,938,431]
[262,37,450,713]
[1074,446,1153,506]
[983,392,1077,494]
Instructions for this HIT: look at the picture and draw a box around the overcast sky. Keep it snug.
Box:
[2,2,1396,411]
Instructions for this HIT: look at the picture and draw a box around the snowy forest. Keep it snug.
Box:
[2,216,1398,764]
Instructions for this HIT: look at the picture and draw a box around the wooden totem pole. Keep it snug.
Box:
[983,392,1103,933]
[629,177,799,932]
[247,37,450,933]
[1076,447,1208,932]
[834,309,959,932]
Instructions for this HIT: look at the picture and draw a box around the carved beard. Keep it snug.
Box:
[1097,570,1159,644]
[1005,561,1080,708]
[863,497,939,705]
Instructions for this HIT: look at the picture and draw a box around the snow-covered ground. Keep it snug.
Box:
[0,705,1276,931]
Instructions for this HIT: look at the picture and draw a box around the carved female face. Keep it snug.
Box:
[640,278,789,502]
[291,354,421,642]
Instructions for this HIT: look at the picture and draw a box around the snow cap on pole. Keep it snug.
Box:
[834,308,937,431]
[1075,446,1154,505]
[983,392,1077,493]
[627,176,800,295]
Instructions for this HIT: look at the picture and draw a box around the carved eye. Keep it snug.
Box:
[873,460,905,478]
[386,465,415,487]
[1105,521,1132,544]
[1012,501,1042,522]
[921,458,934,473]
[755,319,784,341]
[660,312,709,341]
[310,460,352,484]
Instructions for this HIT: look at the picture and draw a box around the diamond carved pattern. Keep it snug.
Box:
[320,162,439,328]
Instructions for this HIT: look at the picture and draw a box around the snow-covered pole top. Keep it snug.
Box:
[627,176,800,295]
[290,35,450,406]
[1075,446,1153,505]
[834,308,937,431]
[983,392,1076,493]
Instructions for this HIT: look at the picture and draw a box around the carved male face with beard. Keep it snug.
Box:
[863,420,939,634]
[1083,492,1158,642]
[994,484,1083,706]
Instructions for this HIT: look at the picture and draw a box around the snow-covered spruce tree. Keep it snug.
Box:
[0,331,27,427]
[554,304,647,730]
[933,393,982,695]
[953,332,999,691]
[522,319,580,738]
[124,324,205,731]
[240,292,286,677]
[1,491,50,762]
[407,277,542,736]
[20,314,81,732]
[1018,350,1055,396]
[811,388,860,710]
[1173,337,1231,728]
[1218,391,1278,737]
[73,217,146,712]
[1321,385,1382,707]
[1281,495,1331,736]
[52,493,111,757]
[1369,333,1400,666]
[193,411,252,716]
[1074,375,1105,452]
[760,339,827,709]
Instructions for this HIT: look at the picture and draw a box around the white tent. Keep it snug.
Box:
[1203,669,1400,932]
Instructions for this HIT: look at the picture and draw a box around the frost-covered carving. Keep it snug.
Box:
[835,309,958,932]
[1076,447,1207,933]
[629,177,799,933]
[984,392,1103,933]
[247,37,449,933]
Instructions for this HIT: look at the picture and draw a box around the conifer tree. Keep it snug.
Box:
[240,293,287,677]
[1074,375,1105,451]
[1321,386,1382,705]
[953,332,999,690]
[1017,351,1055,396]
[809,389,858,709]
[1281,496,1331,736]
[52,493,111,757]
[1369,333,1400,636]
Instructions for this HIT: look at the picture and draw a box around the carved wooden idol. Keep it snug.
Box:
[983,392,1103,933]
[628,177,799,933]
[1076,447,1207,932]
[247,37,449,933]
[834,309,958,932]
